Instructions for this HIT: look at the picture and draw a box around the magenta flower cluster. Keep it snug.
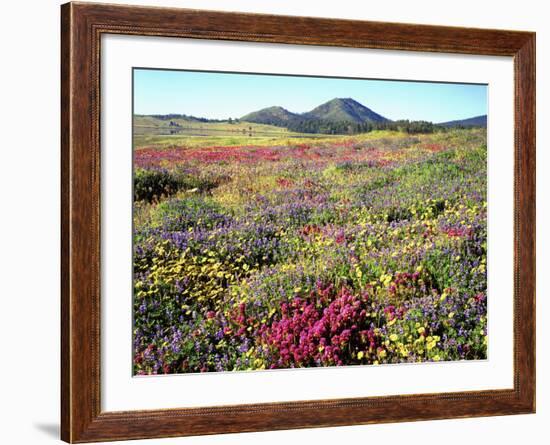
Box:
[260,285,383,367]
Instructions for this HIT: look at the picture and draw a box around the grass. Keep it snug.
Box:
[133,127,476,151]
[134,116,295,132]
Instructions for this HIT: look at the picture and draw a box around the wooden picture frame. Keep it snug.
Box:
[61,2,535,442]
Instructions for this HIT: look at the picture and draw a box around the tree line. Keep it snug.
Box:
[284,119,449,135]
[142,114,483,135]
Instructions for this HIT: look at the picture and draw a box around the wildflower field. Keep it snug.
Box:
[133,128,487,375]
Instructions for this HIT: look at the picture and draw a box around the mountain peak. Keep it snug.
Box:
[305,98,389,124]
[241,106,299,125]
[330,97,360,104]
[262,105,289,112]
[241,98,390,126]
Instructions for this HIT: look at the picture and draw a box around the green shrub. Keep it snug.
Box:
[134,168,229,202]
[134,168,180,202]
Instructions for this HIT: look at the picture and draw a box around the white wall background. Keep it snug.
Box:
[0,1,546,444]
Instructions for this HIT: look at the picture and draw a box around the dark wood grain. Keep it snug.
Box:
[60,2,536,442]
[60,4,71,441]
[514,33,536,410]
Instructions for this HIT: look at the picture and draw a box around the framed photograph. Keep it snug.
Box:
[61,2,535,442]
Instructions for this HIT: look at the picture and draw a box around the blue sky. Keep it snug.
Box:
[134,68,487,123]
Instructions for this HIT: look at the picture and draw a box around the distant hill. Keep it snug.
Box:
[438,115,487,128]
[240,106,301,126]
[133,115,292,134]
[136,100,486,136]
[134,114,218,128]
[304,98,389,124]
[241,98,390,127]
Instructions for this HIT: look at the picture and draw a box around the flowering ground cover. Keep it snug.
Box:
[133,129,487,374]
